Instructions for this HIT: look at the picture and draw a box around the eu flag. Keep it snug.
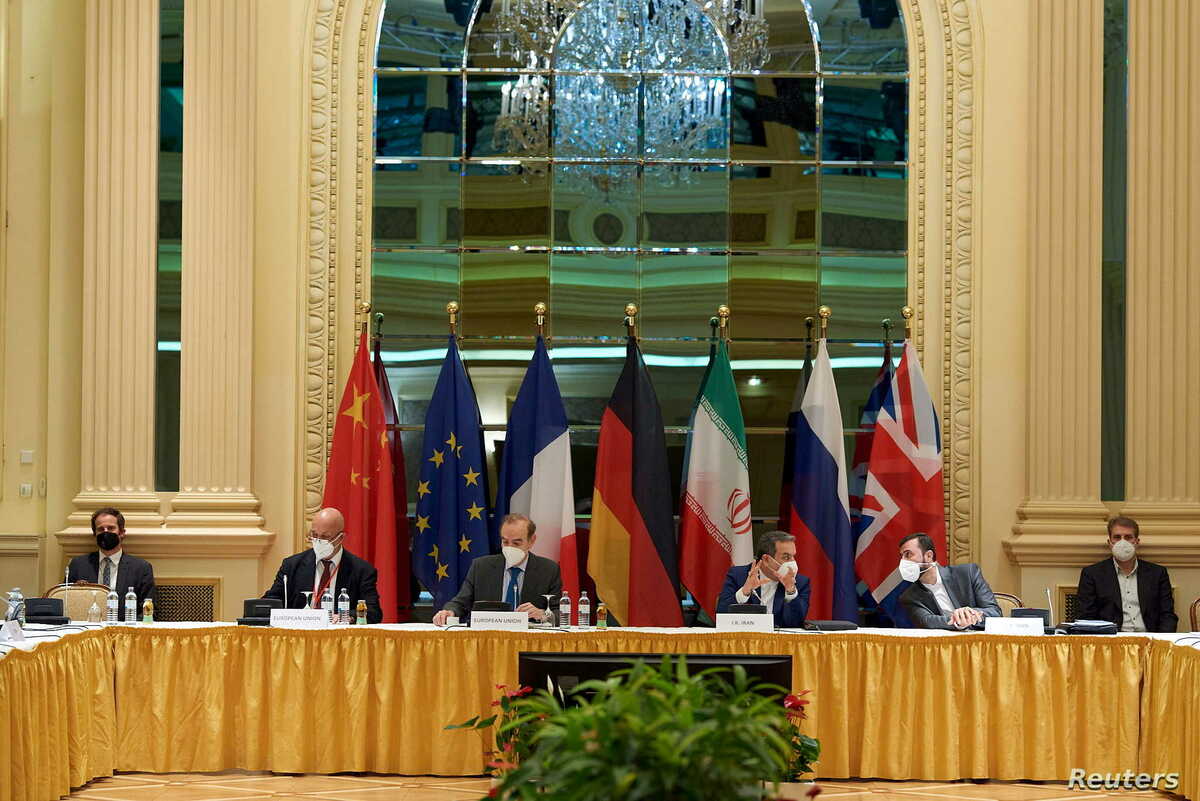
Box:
[413,336,493,609]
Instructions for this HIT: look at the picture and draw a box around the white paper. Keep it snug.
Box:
[470,611,528,631]
[715,613,775,633]
[984,616,1044,635]
[269,608,331,630]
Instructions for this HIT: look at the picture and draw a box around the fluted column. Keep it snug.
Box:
[1007,0,1110,560]
[69,0,163,528]
[1122,0,1200,531]
[166,0,263,529]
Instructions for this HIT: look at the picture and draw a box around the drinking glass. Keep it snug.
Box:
[541,594,557,628]
[300,591,313,610]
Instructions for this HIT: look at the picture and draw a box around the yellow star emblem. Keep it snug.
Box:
[361,475,372,489]
[416,515,430,533]
[427,544,439,560]
[458,534,472,552]
[340,385,370,429]
[429,449,444,467]
[446,432,458,451]
[466,501,484,520]
[435,562,449,580]
[350,470,360,485]
[417,480,431,497]
[380,430,389,448]
[462,466,481,486]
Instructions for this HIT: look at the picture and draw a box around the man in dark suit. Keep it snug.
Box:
[1076,516,1178,632]
[433,514,561,625]
[716,531,810,628]
[68,507,155,622]
[898,533,1000,629]
[262,507,383,624]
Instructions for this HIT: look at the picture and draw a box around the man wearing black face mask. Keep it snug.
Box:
[68,507,156,622]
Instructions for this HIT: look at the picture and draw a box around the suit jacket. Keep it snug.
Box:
[1076,558,1178,633]
[263,548,383,624]
[716,565,810,629]
[68,551,156,622]
[444,552,562,619]
[899,563,1001,629]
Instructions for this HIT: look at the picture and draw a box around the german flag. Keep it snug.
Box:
[588,338,683,627]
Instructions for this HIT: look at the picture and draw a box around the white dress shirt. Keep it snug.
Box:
[97,550,123,591]
[925,570,957,616]
[312,549,344,603]
[735,579,798,610]
[1114,559,1146,632]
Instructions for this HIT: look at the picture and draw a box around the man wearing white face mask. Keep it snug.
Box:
[1076,516,1178,632]
[716,531,810,628]
[433,513,562,625]
[897,533,1000,629]
[262,507,383,623]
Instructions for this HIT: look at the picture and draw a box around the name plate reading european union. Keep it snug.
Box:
[269,609,330,630]
[716,613,774,633]
[984,616,1044,636]
[470,611,528,631]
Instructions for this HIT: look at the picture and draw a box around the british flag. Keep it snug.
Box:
[853,339,944,624]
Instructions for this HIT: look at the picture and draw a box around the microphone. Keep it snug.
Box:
[283,575,289,609]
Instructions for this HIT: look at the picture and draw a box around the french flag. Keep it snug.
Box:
[494,337,578,603]
[780,339,857,621]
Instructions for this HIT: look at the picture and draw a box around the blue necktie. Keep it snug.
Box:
[506,566,522,609]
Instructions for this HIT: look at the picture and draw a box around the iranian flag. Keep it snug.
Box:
[678,339,755,618]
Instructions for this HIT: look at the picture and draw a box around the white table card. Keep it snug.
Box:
[715,613,775,633]
[984,616,1044,635]
[470,611,528,631]
[269,609,331,630]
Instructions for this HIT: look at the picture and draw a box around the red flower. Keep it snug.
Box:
[487,788,499,798]
[806,784,823,799]
[487,759,517,772]
[495,683,508,691]
[784,691,812,721]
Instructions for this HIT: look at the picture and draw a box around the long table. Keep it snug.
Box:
[3,624,1198,801]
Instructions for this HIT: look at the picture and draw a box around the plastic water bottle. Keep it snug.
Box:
[320,585,335,622]
[337,588,351,625]
[12,589,25,625]
[558,591,572,628]
[106,590,119,624]
[124,587,137,624]
[577,591,591,628]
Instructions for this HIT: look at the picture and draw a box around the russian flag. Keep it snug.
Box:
[494,337,578,608]
[780,339,856,621]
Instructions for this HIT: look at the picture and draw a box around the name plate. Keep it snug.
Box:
[470,611,528,631]
[270,608,330,630]
[0,620,25,643]
[984,616,1044,635]
[716,613,775,633]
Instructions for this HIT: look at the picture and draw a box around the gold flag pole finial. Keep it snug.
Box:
[817,305,832,339]
[359,302,371,335]
[900,305,913,339]
[716,305,731,341]
[624,303,639,339]
[446,301,460,337]
[534,301,548,339]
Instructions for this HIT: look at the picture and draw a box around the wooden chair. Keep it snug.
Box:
[44,583,110,622]
[1190,597,1200,632]
[992,592,1023,617]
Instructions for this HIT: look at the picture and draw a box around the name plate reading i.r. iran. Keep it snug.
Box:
[470,611,529,631]
[715,613,775,633]
[269,608,331,630]
[984,616,1045,635]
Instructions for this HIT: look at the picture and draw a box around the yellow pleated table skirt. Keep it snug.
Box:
[3,626,1197,801]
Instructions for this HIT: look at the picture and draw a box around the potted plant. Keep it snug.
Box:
[447,683,535,781]
[479,656,820,800]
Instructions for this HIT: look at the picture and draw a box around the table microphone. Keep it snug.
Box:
[283,576,289,610]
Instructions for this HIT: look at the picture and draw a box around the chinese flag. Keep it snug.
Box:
[322,331,399,622]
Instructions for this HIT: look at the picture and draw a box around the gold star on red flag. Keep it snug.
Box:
[340,385,371,429]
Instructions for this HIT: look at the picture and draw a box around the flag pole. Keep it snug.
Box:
[359,301,371,336]
[446,300,460,339]
[373,312,385,345]
[901,305,913,339]
[534,301,547,338]
[818,304,832,339]
[624,303,638,339]
[716,304,730,342]
[881,316,892,344]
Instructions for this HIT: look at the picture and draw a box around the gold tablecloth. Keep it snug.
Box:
[3,626,1196,801]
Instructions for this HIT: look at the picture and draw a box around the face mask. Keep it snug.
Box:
[96,531,120,551]
[502,545,527,568]
[312,537,339,561]
[775,560,797,578]
[1111,540,1136,562]
[898,558,931,582]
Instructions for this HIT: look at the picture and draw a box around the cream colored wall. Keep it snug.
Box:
[2,0,1197,627]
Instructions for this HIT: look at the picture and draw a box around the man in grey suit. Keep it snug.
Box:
[433,513,562,625]
[897,533,1000,629]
